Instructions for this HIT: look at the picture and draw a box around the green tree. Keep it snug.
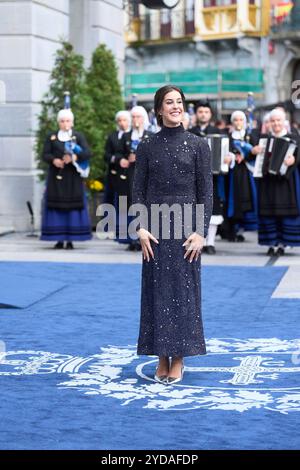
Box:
[85,44,124,179]
[35,41,102,180]
[36,41,124,182]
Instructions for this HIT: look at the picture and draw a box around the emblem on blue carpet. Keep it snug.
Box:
[1,338,299,414]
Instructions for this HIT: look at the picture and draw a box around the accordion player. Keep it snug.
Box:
[255,135,298,179]
[206,134,230,174]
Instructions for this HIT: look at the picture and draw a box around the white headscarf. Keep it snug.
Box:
[116,110,131,125]
[269,108,286,121]
[269,108,288,137]
[57,109,74,123]
[231,110,247,139]
[131,105,150,130]
[57,109,74,142]
[115,110,131,138]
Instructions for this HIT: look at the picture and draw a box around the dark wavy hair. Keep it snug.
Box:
[154,85,186,127]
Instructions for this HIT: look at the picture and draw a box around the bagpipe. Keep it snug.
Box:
[56,91,90,180]
[232,139,253,160]
[206,134,230,174]
[64,136,90,179]
[231,93,255,171]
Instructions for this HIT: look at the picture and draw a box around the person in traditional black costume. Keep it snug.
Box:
[190,100,228,254]
[103,110,131,206]
[226,110,261,241]
[257,108,300,255]
[115,106,153,251]
[132,85,213,384]
[40,109,92,249]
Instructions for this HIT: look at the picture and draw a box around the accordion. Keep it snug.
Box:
[206,134,230,174]
[253,136,269,178]
[254,135,297,178]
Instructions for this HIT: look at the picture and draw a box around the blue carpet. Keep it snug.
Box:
[0,272,66,308]
[0,261,299,450]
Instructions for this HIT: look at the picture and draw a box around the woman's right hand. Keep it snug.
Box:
[120,158,130,169]
[53,158,64,168]
[137,228,159,262]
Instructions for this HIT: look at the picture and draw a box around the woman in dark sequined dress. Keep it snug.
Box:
[132,86,213,384]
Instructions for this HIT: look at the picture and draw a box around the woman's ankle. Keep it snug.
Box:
[170,356,183,365]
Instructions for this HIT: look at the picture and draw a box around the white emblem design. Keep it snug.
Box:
[1,338,300,414]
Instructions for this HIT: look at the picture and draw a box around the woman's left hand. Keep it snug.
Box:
[183,232,204,262]
[284,154,295,167]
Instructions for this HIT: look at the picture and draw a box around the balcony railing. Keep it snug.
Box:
[127,8,195,43]
[197,0,268,39]
[126,1,269,44]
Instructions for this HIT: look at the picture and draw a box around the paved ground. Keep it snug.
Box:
[0,230,300,297]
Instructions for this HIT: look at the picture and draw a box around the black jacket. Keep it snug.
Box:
[190,124,220,138]
[114,129,153,203]
[43,130,91,210]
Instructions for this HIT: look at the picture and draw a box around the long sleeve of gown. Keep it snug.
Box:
[132,140,149,206]
[132,140,149,232]
[195,138,213,238]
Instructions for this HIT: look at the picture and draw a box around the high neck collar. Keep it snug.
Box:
[271,129,288,138]
[57,129,73,142]
[160,123,185,136]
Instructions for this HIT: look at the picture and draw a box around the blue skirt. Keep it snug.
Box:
[258,169,300,246]
[258,215,300,246]
[227,167,258,231]
[40,190,92,242]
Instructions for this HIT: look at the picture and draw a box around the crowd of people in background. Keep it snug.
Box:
[104,98,300,256]
[39,93,300,257]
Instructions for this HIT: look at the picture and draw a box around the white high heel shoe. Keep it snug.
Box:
[167,362,184,385]
[154,358,170,384]
[154,366,168,384]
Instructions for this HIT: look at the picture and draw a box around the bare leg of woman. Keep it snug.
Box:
[156,356,170,376]
[169,356,184,379]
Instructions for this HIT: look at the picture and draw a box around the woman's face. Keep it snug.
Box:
[117,116,130,131]
[270,114,285,134]
[59,117,73,131]
[232,115,245,131]
[160,90,184,127]
[131,112,144,129]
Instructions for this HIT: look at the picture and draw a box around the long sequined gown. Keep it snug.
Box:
[132,124,213,357]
